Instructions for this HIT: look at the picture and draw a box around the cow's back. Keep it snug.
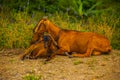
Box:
[58,30,109,54]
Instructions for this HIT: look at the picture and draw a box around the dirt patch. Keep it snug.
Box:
[0,49,120,80]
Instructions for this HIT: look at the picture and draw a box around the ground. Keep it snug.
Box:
[0,49,120,80]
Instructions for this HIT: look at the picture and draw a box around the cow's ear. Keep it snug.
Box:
[33,19,42,33]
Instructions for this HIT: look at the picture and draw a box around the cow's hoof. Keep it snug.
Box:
[68,55,73,58]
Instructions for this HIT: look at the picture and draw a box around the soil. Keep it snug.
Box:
[0,49,120,80]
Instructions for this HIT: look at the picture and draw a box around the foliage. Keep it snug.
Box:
[71,0,104,17]
[1,0,119,16]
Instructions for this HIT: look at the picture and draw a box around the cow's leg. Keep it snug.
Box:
[56,51,72,56]
[64,52,73,58]
[45,49,62,61]
[34,49,46,58]
[46,48,72,61]
[46,45,72,61]
[93,51,101,56]
[58,46,72,58]
[72,48,93,57]
[52,47,72,58]
[19,44,37,60]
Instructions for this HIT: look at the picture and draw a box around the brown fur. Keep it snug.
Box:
[19,34,57,60]
[32,18,112,58]
[19,41,46,60]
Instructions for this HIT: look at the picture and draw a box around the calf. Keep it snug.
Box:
[19,34,57,60]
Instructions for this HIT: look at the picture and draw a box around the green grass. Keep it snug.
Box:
[9,59,16,64]
[73,60,84,65]
[23,74,42,80]
[0,10,120,49]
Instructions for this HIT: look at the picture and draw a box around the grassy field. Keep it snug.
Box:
[0,11,120,49]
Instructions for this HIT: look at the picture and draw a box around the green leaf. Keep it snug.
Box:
[78,1,83,16]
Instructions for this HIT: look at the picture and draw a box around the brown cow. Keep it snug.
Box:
[19,34,58,60]
[32,18,112,58]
